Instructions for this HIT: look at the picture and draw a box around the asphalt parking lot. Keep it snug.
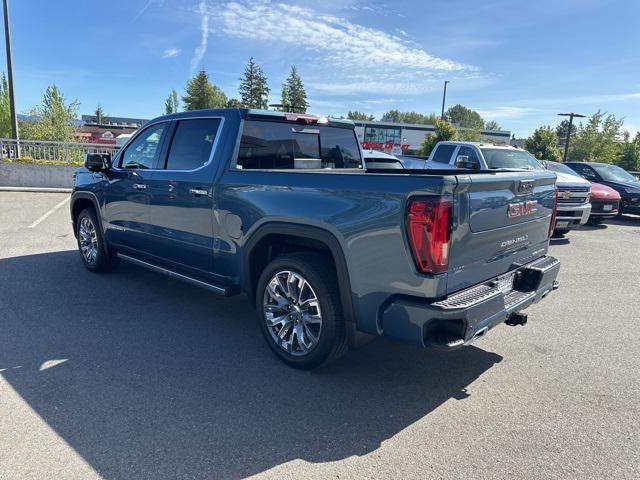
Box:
[1,191,639,480]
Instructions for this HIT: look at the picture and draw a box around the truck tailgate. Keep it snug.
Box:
[446,171,557,294]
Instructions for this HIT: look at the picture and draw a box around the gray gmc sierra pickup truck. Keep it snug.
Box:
[71,108,560,369]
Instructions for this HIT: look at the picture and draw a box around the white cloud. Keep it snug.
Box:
[206,1,477,95]
[161,48,181,59]
[477,106,539,120]
[190,0,210,73]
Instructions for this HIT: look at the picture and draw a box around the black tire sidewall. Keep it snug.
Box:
[255,254,341,369]
[76,208,110,272]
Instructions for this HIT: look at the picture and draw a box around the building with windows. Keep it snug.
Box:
[76,115,148,145]
[352,119,512,154]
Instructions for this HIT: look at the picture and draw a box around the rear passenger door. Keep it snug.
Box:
[146,117,223,274]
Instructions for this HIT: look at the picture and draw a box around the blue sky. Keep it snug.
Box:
[4,0,640,136]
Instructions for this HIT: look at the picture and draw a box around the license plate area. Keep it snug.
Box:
[603,204,613,211]
[491,272,515,294]
[556,221,569,228]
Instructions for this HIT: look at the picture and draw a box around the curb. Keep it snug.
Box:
[0,186,72,193]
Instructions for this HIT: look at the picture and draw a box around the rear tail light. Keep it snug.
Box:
[406,197,452,274]
[549,188,559,237]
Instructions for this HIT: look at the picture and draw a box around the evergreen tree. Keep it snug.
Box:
[616,132,640,171]
[94,104,107,124]
[285,66,308,113]
[279,85,290,112]
[238,57,270,109]
[164,89,180,114]
[226,98,242,108]
[182,70,227,111]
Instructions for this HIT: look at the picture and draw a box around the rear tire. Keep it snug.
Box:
[256,253,347,369]
[75,208,117,273]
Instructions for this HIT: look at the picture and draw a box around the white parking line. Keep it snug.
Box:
[27,197,70,229]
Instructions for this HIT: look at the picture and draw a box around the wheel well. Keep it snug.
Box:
[248,234,335,296]
[71,198,95,233]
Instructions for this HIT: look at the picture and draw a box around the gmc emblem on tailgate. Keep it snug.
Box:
[508,200,538,218]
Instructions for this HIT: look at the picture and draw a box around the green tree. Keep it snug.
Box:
[380,110,437,124]
[485,120,500,131]
[347,110,374,121]
[525,126,561,160]
[445,104,485,130]
[616,132,640,171]
[20,84,79,141]
[0,73,11,138]
[94,104,107,124]
[226,98,242,108]
[278,85,291,112]
[238,57,270,109]
[284,66,308,113]
[182,70,227,111]
[555,119,576,144]
[164,89,179,114]
[421,119,457,155]
[457,128,482,142]
[568,111,624,163]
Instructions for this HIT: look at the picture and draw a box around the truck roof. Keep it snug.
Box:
[151,108,355,128]
[436,141,519,150]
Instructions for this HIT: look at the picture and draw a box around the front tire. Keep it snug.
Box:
[256,253,347,369]
[552,229,569,238]
[75,208,117,273]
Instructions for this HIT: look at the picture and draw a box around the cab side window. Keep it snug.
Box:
[120,124,167,169]
[431,144,456,164]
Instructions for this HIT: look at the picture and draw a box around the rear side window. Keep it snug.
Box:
[165,118,221,170]
[431,144,455,164]
[237,120,362,170]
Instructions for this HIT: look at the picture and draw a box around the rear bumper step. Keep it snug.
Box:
[381,255,560,349]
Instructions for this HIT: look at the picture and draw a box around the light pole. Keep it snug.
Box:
[440,80,450,119]
[557,112,585,162]
[2,0,19,156]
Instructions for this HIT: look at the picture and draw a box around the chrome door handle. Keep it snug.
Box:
[133,183,147,190]
[189,188,208,197]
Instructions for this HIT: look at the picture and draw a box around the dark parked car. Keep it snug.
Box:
[70,109,560,369]
[565,162,640,216]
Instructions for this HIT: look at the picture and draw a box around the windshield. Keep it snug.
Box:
[481,148,544,170]
[546,161,581,177]
[591,164,639,183]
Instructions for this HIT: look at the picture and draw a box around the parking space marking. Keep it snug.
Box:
[27,196,70,229]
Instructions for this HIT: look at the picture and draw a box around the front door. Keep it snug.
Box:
[146,117,223,273]
[103,122,169,253]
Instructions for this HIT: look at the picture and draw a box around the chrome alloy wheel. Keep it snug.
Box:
[78,216,99,265]
[263,270,323,356]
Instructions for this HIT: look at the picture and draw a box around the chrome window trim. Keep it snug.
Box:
[111,115,226,174]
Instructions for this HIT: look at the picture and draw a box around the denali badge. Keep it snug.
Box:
[501,235,529,248]
[508,200,538,218]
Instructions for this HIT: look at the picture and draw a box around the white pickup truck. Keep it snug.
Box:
[423,142,591,236]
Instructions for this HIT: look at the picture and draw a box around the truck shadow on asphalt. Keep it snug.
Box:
[0,250,503,479]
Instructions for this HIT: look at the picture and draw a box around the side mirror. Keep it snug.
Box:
[85,153,111,172]
[455,155,480,170]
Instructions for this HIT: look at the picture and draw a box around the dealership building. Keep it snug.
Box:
[352,119,512,154]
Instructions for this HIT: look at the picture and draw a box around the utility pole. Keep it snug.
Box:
[2,0,19,155]
[557,112,585,162]
[440,80,450,119]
